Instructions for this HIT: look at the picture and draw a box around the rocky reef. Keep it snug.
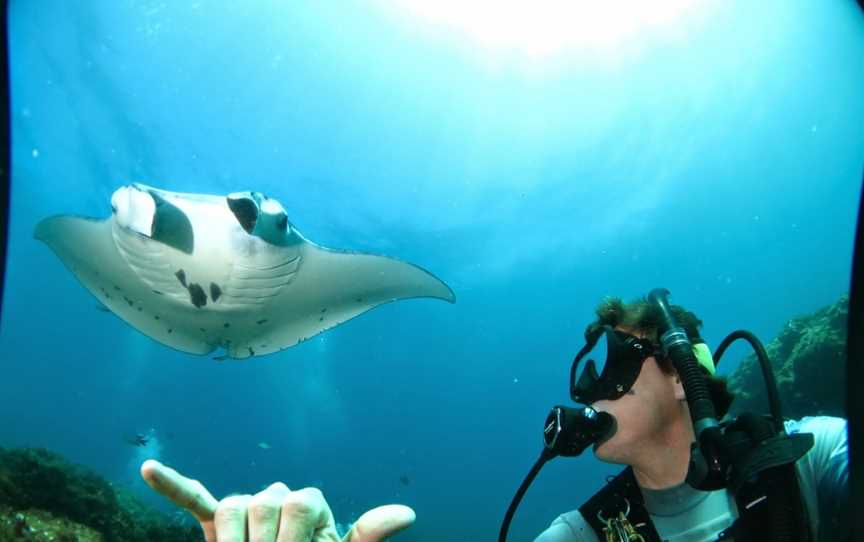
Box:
[725,294,847,419]
[0,447,200,541]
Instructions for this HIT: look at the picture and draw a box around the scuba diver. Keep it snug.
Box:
[138,291,849,542]
[527,291,848,542]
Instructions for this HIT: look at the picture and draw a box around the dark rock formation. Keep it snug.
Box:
[0,447,201,541]
[726,295,847,420]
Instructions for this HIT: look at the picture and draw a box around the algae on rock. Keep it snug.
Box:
[0,447,201,542]
[726,295,847,420]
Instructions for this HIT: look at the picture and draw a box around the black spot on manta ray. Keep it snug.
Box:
[224,322,230,328]
[152,290,164,296]
[256,319,268,325]
[188,283,207,308]
[248,347,255,356]
[175,269,187,288]
[210,283,222,302]
[123,296,134,307]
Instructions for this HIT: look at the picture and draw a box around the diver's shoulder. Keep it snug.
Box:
[534,510,601,542]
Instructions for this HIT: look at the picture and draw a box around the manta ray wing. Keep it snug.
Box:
[34,215,217,355]
[221,243,455,359]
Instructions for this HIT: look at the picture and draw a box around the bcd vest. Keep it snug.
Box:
[579,414,815,542]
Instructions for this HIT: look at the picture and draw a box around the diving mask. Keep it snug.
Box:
[570,326,657,404]
[570,325,716,405]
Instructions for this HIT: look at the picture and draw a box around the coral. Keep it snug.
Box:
[0,448,201,541]
[726,295,847,420]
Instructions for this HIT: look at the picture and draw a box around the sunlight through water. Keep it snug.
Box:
[383,0,703,58]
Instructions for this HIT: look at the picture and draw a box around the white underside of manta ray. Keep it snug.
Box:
[34,183,455,360]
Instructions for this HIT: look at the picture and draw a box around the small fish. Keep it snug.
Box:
[124,433,151,447]
[399,474,411,486]
[258,442,271,450]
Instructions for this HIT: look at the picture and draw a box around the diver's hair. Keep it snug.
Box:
[586,296,735,418]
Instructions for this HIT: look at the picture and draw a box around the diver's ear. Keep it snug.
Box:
[672,372,686,401]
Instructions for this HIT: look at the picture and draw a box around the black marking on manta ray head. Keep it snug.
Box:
[256,319,268,325]
[149,190,194,254]
[188,283,207,308]
[175,269,187,288]
[227,196,259,234]
[210,283,222,302]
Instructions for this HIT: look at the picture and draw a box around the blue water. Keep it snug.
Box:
[2,1,863,540]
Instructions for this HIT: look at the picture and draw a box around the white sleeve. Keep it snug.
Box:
[785,416,849,541]
[534,511,603,542]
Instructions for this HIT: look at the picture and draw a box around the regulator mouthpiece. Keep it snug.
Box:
[544,405,615,458]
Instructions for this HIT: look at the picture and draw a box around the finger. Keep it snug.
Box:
[140,459,218,522]
[344,505,416,542]
[215,494,253,542]
[248,482,291,542]
[276,487,336,542]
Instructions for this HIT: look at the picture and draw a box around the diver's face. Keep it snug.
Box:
[590,331,682,465]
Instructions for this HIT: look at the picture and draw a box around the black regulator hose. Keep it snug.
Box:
[647,289,719,434]
[647,288,727,490]
[713,330,784,432]
[498,450,553,542]
[499,407,613,542]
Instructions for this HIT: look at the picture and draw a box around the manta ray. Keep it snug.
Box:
[35,183,455,359]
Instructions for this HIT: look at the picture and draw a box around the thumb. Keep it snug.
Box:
[343,505,416,542]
